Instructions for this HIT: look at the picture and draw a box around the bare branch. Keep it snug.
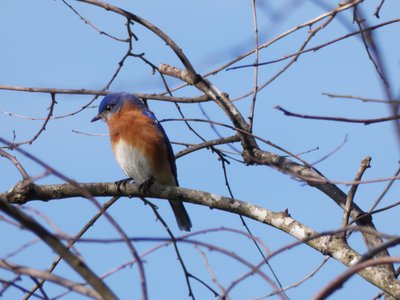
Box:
[196,245,228,298]
[77,0,197,75]
[369,166,400,213]
[275,105,400,125]
[252,257,330,300]
[159,61,396,282]
[374,0,386,18]
[248,0,259,132]
[342,157,371,228]
[175,135,240,158]
[62,0,128,42]
[322,93,400,104]
[7,94,57,148]
[227,18,400,70]
[0,85,210,103]
[0,85,109,95]
[354,7,390,87]
[3,180,400,296]
[22,196,120,300]
[0,199,117,299]
[314,257,400,300]
[209,0,364,75]
[0,149,30,180]
[0,259,101,299]
[3,1,400,298]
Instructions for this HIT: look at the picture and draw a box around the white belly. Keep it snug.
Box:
[113,139,152,184]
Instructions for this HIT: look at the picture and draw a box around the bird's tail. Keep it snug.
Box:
[169,200,192,232]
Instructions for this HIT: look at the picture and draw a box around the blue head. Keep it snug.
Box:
[91,93,145,122]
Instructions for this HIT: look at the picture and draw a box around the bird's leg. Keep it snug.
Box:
[115,177,134,194]
[139,177,154,194]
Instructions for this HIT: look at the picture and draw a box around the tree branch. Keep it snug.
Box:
[0,85,210,103]
[77,0,197,75]
[0,259,101,299]
[342,156,371,228]
[314,257,400,300]
[275,105,400,125]
[159,64,395,278]
[2,181,400,296]
[0,197,117,300]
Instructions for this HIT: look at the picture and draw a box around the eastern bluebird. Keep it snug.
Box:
[91,92,192,231]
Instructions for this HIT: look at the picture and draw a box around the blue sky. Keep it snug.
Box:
[1,1,400,299]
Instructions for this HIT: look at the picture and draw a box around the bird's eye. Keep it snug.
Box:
[105,105,112,112]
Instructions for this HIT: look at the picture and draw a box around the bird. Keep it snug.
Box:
[91,92,192,231]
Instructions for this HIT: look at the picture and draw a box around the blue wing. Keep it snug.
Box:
[142,110,158,122]
[142,109,179,185]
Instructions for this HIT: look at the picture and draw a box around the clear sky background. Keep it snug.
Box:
[1,0,400,299]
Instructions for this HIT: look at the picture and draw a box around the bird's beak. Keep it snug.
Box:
[91,114,102,122]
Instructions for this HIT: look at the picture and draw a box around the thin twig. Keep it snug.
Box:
[219,0,363,74]
[248,0,259,132]
[217,144,287,299]
[62,0,128,42]
[275,105,400,125]
[369,166,400,213]
[353,7,389,87]
[140,197,196,300]
[232,13,336,101]
[251,257,330,300]
[342,156,371,228]
[195,245,227,298]
[78,0,196,75]
[4,239,39,260]
[227,18,400,71]
[311,135,348,166]
[322,93,400,104]
[352,8,400,145]
[7,93,56,148]
[314,257,400,300]
[0,149,30,180]
[0,277,46,300]
[0,85,210,103]
[175,135,240,158]
[374,0,386,18]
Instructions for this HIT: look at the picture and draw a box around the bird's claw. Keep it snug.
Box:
[139,178,154,194]
[115,178,134,193]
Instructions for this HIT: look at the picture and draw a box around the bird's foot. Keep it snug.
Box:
[115,177,134,193]
[139,178,154,194]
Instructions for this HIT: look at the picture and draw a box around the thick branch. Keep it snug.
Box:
[2,181,400,296]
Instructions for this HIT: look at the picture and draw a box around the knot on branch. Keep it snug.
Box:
[5,180,35,204]
[353,212,373,225]
[241,147,260,166]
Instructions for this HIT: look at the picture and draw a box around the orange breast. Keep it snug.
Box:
[106,103,175,185]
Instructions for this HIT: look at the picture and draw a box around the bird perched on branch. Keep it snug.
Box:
[91,92,192,231]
